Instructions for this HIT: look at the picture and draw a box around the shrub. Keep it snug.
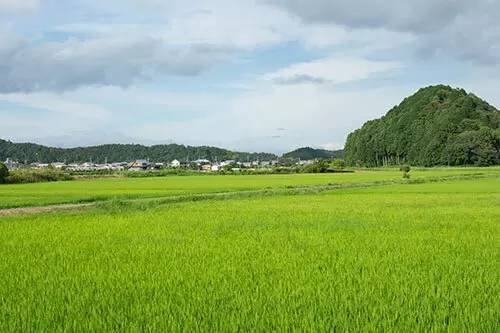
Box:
[0,163,9,184]
[400,165,411,173]
[400,165,411,179]
[6,168,73,184]
[302,160,330,173]
[330,159,346,170]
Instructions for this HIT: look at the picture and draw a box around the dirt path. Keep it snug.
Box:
[0,203,93,218]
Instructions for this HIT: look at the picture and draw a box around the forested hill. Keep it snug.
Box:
[344,85,500,166]
[0,140,277,163]
[282,147,343,160]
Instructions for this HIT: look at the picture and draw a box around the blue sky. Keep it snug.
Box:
[1,0,499,153]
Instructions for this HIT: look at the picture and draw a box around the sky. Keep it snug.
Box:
[1,0,499,153]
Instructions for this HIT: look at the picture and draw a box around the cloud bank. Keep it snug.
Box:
[267,0,500,64]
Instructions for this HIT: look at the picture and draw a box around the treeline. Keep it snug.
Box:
[282,147,343,160]
[344,85,500,166]
[0,141,277,163]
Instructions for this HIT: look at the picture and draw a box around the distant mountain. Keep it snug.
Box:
[282,147,343,160]
[344,85,500,166]
[0,140,278,163]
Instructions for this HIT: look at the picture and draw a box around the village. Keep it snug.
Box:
[2,158,315,172]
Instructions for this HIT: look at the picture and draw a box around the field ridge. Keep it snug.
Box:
[1,172,496,217]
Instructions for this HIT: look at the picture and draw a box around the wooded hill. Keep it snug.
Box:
[0,140,277,163]
[344,85,500,166]
[282,147,343,160]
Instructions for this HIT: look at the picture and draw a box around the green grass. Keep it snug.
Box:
[0,167,498,209]
[0,177,498,331]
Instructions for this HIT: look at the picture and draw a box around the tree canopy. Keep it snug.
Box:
[0,140,277,164]
[344,85,500,166]
[282,147,343,160]
[0,162,8,183]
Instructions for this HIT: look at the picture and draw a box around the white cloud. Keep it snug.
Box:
[263,56,402,85]
[0,92,111,120]
[0,34,232,93]
[319,142,344,151]
[267,0,500,64]
[2,0,500,153]
[0,92,113,141]
[0,0,413,93]
[0,0,39,12]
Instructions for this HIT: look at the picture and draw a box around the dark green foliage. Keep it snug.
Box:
[344,85,500,166]
[399,165,411,173]
[330,159,346,170]
[401,165,411,179]
[0,163,8,184]
[282,147,343,160]
[302,160,331,173]
[0,140,277,164]
[6,168,73,184]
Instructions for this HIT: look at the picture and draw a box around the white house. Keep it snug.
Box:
[170,159,181,168]
[51,162,66,169]
[129,160,150,171]
[220,160,235,167]
[194,159,211,165]
[298,160,314,166]
[201,164,212,172]
[4,159,22,170]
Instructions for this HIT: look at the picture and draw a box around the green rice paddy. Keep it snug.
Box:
[0,169,498,331]
[0,167,498,209]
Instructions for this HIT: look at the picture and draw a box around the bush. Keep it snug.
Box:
[0,163,9,184]
[400,165,411,179]
[124,168,200,178]
[6,168,73,184]
[330,159,346,170]
[302,160,330,173]
[399,165,411,173]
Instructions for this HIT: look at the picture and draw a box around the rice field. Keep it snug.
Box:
[0,167,498,209]
[0,174,498,331]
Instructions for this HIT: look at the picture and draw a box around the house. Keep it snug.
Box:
[81,162,95,170]
[110,163,126,171]
[211,164,220,172]
[220,160,235,167]
[170,159,181,168]
[32,163,49,169]
[201,164,212,172]
[194,159,211,166]
[129,160,150,171]
[4,158,22,170]
[51,162,66,169]
[67,163,79,170]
